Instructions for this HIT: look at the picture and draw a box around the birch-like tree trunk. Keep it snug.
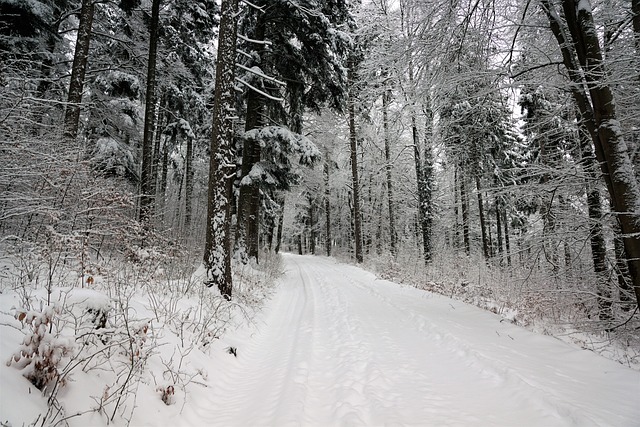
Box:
[203,0,237,299]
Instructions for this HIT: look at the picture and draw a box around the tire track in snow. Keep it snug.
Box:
[177,254,640,427]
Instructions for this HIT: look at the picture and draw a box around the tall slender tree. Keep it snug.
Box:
[63,0,95,141]
[139,0,161,226]
[203,0,238,299]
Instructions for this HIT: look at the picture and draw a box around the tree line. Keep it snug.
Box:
[1,0,638,328]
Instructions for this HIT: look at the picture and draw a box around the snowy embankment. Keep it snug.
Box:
[2,253,639,426]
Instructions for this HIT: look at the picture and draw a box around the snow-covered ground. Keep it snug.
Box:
[2,253,639,426]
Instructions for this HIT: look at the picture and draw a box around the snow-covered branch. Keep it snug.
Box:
[236,63,286,86]
[238,34,272,46]
[239,0,265,13]
[235,78,284,102]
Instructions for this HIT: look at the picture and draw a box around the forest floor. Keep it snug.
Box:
[1,253,639,426]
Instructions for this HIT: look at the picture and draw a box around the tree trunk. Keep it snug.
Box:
[184,136,194,234]
[503,208,512,266]
[348,59,363,263]
[460,169,470,255]
[309,196,316,255]
[495,196,504,264]
[382,89,397,258]
[236,15,266,263]
[139,0,161,227]
[203,0,237,299]
[63,0,95,141]
[324,158,332,257]
[159,135,169,221]
[152,97,165,201]
[454,167,461,249]
[476,176,489,259]
[275,198,284,254]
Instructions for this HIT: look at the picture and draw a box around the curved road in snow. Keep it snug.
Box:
[179,254,640,426]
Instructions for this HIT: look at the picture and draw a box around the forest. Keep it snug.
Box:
[1,0,640,424]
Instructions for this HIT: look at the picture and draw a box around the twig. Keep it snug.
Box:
[606,306,639,332]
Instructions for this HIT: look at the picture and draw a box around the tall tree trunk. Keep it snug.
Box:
[348,59,363,263]
[476,176,489,259]
[543,0,640,308]
[382,89,397,257]
[495,195,504,264]
[203,0,237,299]
[159,136,169,221]
[152,97,165,200]
[503,208,512,266]
[411,113,430,264]
[460,169,470,255]
[454,167,461,249]
[236,15,266,263]
[63,0,94,141]
[275,198,284,254]
[578,118,611,318]
[324,157,332,257]
[139,0,161,227]
[184,136,194,234]
[309,198,316,255]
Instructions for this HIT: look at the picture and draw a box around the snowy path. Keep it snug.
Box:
[175,254,640,427]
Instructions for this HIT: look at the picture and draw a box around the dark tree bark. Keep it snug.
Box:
[275,199,284,254]
[454,167,461,249]
[382,89,397,258]
[160,136,169,220]
[324,157,332,257]
[236,16,266,264]
[503,208,512,266]
[348,59,363,263]
[184,135,194,233]
[411,114,429,262]
[543,0,640,308]
[203,0,238,299]
[309,197,316,255]
[152,97,165,203]
[476,176,489,259]
[495,196,504,263]
[460,169,470,255]
[139,0,161,227]
[63,0,94,141]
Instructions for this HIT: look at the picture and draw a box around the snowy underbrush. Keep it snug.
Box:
[363,251,640,369]
[0,244,281,427]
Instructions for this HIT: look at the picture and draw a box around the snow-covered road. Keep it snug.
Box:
[177,254,640,426]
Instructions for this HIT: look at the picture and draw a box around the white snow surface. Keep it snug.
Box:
[2,253,639,426]
[172,254,639,426]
